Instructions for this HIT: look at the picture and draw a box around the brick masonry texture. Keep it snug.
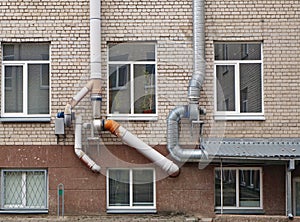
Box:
[0,0,298,217]
[0,0,300,145]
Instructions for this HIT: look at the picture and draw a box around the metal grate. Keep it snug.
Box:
[1,170,47,210]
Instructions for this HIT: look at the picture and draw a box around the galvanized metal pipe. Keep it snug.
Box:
[167,0,207,162]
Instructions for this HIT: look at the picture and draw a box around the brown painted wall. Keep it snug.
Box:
[0,145,288,216]
[0,145,215,215]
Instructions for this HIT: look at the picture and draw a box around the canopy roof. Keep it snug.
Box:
[203,138,300,161]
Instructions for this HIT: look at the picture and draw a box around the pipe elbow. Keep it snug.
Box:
[103,119,120,135]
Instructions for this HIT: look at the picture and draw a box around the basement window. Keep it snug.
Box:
[107,42,157,121]
[1,43,50,122]
[214,43,264,120]
[0,169,48,213]
[107,168,156,213]
[214,167,263,214]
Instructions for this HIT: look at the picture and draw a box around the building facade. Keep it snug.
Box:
[0,0,300,218]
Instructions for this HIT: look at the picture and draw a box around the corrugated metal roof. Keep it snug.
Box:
[203,139,300,160]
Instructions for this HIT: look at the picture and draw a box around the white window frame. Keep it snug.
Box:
[106,168,156,213]
[214,43,264,121]
[0,169,48,212]
[107,43,158,121]
[214,167,263,211]
[1,46,51,120]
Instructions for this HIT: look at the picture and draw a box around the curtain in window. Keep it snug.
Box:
[4,172,23,207]
[2,171,46,209]
[26,172,46,208]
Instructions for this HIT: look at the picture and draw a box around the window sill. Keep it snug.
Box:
[107,208,157,214]
[214,113,265,121]
[0,209,48,214]
[215,208,264,215]
[0,117,51,123]
[107,114,158,121]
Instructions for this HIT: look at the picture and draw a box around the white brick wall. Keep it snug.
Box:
[0,0,300,145]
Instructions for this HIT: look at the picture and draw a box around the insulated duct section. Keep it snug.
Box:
[167,0,207,162]
[93,119,180,177]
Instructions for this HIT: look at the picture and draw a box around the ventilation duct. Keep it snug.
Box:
[57,0,180,176]
[167,0,208,162]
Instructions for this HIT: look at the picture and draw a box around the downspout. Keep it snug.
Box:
[167,0,207,162]
[287,159,295,219]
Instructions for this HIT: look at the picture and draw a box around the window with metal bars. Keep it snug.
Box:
[0,169,48,211]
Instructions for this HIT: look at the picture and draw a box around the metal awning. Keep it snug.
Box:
[203,138,300,161]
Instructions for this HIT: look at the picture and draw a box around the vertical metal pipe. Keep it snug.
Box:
[287,161,294,219]
[90,0,101,80]
[220,159,223,215]
[167,0,207,162]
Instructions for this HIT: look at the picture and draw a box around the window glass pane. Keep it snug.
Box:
[133,169,154,206]
[215,43,261,60]
[109,170,130,206]
[215,169,237,207]
[3,172,23,207]
[109,64,131,114]
[216,65,235,111]
[134,64,156,114]
[3,43,49,61]
[215,170,221,206]
[26,171,46,208]
[28,64,49,114]
[4,66,23,113]
[109,43,155,61]
[223,170,236,206]
[239,170,260,207]
[240,64,262,113]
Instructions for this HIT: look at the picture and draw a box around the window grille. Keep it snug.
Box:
[1,170,47,210]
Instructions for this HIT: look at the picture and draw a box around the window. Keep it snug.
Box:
[0,169,48,212]
[107,43,156,120]
[107,169,156,213]
[215,168,262,212]
[214,43,264,120]
[1,43,50,120]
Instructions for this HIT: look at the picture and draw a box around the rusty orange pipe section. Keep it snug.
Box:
[104,119,120,136]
